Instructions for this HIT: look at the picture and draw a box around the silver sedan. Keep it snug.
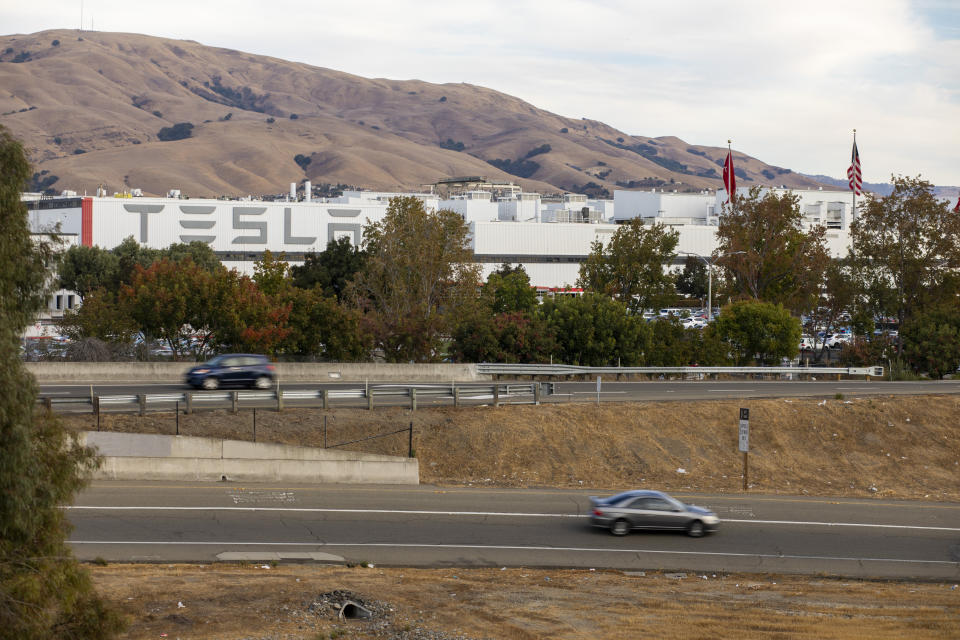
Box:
[589,490,720,537]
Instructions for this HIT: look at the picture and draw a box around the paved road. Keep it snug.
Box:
[67,483,960,579]
[39,379,960,414]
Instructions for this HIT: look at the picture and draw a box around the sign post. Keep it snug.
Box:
[596,376,601,406]
[738,408,750,491]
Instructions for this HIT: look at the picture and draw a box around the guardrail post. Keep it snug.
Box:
[185,392,193,415]
[93,396,100,430]
[454,387,460,408]
[410,388,417,412]
[321,388,328,410]
[493,384,500,407]
[367,388,374,411]
[534,383,541,406]
[44,397,53,412]
[276,388,283,412]
[231,391,238,414]
[138,394,146,416]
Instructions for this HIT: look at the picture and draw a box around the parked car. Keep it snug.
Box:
[589,489,720,537]
[827,333,852,349]
[185,354,276,390]
[799,336,814,351]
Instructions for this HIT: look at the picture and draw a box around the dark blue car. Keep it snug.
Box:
[185,354,276,390]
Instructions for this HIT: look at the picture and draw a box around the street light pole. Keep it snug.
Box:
[680,250,745,322]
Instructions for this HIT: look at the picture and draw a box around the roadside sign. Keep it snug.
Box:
[738,407,749,452]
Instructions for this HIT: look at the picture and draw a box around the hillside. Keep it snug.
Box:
[1,29,827,198]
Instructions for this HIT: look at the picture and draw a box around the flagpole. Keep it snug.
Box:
[851,129,857,222]
[727,139,732,211]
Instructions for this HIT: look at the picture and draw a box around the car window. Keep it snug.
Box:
[624,498,648,509]
[221,357,243,367]
[646,498,675,511]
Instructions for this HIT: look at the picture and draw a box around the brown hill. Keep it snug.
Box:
[1,29,827,198]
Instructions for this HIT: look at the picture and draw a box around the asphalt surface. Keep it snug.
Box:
[67,483,960,579]
[38,379,960,414]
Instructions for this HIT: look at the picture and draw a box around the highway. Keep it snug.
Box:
[39,379,960,412]
[67,483,960,580]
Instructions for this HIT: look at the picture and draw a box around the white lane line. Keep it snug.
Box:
[65,540,960,566]
[63,507,960,532]
[42,391,73,395]
[708,389,755,392]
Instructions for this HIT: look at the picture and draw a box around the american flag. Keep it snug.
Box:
[723,150,736,203]
[847,140,862,196]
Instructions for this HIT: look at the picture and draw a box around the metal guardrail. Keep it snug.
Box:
[37,383,544,415]
[476,363,885,378]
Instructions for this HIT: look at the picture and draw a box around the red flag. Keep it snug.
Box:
[722,150,736,203]
[847,140,862,195]
[954,194,960,213]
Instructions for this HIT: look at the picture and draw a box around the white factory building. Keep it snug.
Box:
[23,183,857,332]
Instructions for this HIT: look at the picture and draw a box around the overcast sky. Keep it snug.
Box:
[6,0,959,185]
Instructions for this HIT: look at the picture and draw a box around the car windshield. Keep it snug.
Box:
[205,355,227,366]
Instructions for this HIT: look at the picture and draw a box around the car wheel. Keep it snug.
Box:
[201,377,219,390]
[687,520,705,538]
[253,376,271,390]
[610,519,630,536]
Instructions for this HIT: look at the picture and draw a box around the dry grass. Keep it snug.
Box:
[64,394,960,500]
[90,563,960,639]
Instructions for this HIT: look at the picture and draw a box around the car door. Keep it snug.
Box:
[218,356,247,386]
[645,497,689,530]
[620,497,660,530]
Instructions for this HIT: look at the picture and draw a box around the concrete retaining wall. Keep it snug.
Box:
[79,431,419,484]
[28,362,482,384]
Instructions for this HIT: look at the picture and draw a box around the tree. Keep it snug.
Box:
[162,241,223,274]
[850,175,960,357]
[57,245,119,301]
[675,255,708,300]
[716,186,829,313]
[901,304,960,379]
[645,318,730,367]
[450,310,555,363]
[290,236,367,301]
[540,293,650,366]
[578,219,678,313]
[713,300,801,365]
[57,288,138,344]
[121,257,225,359]
[112,236,161,285]
[280,287,371,361]
[0,125,124,638]
[804,257,864,361]
[482,264,538,315]
[348,196,480,362]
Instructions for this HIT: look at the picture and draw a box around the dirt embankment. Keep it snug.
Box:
[63,394,960,500]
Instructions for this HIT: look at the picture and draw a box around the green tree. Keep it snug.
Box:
[57,288,138,344]
[0,125,124,638]
[645,318,729,367]
[348,196,480,362]
[162,241,223,274]
[675,255,708,301]
[57,245,119,301]
[901,304,960,379]
[482,264,538,314]
[280,287,371,360]
[450,310,555,363]
[716,186,829,313]
[112,236,161,285]
[850,175,960,357]
[713,299,801,365]
[290,236,367,301]
[540,293,650,366]
[804,257,864,361]
[577,219,678,313]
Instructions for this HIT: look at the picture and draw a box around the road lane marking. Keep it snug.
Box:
[65,540,960,566]
[63,507,960,531]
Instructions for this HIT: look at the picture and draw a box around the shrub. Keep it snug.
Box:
[294,154,312,170]
[560,127,568,133]
[156,122,194,141]
[438,96,447,102]
[266,117,275,123]
[72,148,86,154]
[51,40,60,47]
[289,113,298,120]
